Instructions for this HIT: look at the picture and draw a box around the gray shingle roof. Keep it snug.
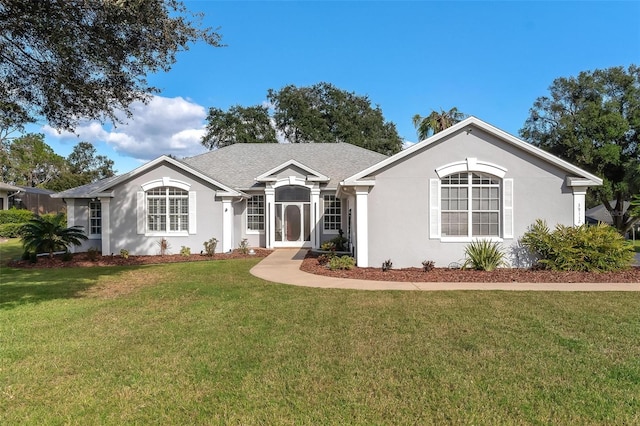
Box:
[52,175,120,198]
[183,143,388,190]
[54,143,388,198]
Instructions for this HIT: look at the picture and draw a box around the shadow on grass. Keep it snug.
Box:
[0,265,149,310]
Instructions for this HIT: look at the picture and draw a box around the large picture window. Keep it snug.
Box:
[247,195,265,231]
[441,172,500,237]
[146,187,189,232]
[323,195,341,231]
[89,201,101,235]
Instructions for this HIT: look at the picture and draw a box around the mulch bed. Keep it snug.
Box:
[300,252,640,283]
[8,248,273,269]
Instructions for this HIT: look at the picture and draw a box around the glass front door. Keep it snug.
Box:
[275,202,311,245]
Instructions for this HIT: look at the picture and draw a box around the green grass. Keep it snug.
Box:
[1,246,639,424]
[0,238,23,265]
[632,239,640,253]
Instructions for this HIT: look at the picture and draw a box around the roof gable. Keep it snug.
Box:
[54,155,242,198]
[343,117,603,186]
[255,159,329,183]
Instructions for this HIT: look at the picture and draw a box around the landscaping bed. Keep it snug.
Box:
[8,248,273,268]
[300,252,640,283]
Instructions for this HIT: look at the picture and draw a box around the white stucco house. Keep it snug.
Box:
[54,117,602,267]
[0,182,21,210]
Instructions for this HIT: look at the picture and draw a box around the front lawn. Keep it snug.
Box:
[1,253,639,424]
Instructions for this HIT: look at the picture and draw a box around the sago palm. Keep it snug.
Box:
[412,107,466,140]
[21,213,88,258]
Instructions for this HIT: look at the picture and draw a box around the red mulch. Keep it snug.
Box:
[300,253,640,283]
[8,248,273,269]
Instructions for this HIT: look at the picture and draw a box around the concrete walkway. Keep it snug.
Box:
[250,249,640,292]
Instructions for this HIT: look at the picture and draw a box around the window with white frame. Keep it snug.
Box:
[247,195,265,231]
[441,172,500,237]
[323,195,341,231]
[89,201,101,235]
[146,187,189,232]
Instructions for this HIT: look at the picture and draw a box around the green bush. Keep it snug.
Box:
[521,220,634,272]
[203,237,217,256]
[328,255,355,271]
[463,240,507,271]
[0,208,34,224]
[180,246,191,257]
[238,238,249,255]
[0,222,25,238]
[87,247,100,261]
[120,249,129,259]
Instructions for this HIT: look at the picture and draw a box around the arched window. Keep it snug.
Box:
[441,172,501,237]
[146,187,189,232]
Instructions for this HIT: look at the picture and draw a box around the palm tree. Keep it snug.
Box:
[412,107,466,140]
[21,213,88,258]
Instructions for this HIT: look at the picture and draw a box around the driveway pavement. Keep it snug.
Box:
[250,249,640,291]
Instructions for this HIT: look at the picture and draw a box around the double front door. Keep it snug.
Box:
[274,202,311,246]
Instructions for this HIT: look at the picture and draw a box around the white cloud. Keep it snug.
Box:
[43,96,209,161]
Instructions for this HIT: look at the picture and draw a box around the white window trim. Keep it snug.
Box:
[88,201,102,239]
[137,182,196,236]
[322,194,341,234]
[430,165,513,240]
[246,194,265,234]
[440,236,504,243]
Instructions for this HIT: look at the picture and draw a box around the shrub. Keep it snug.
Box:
[157,238,170,256]
[382,259,393,271]
[180,246,191,257]
[238,238,249,255]
[328,255,355,271]
[21,250,31,261]
[120,249,129,259]
[62,251,73,261]
[87,246,100,261]
[320,241,336,252]
[0,222,25,238]
[422,260,435,272]
[521,220,634,272]
[317,254,332,265]
[203,237,217,256]
[29,251,38,264]
[0,208,34,224]
[463,240,507,271]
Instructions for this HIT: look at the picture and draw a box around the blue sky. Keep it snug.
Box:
[38,1,640,174]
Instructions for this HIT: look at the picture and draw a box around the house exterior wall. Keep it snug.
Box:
[0,190,7,210]
[77,163,226,256]
[365,127,574,268]
[67,199,101,253]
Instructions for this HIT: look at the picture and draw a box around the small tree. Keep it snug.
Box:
[21,214,88,258]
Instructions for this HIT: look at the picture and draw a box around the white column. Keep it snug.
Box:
[222,197,233,253]
[65,199,76,252]
[572,187,588,226]
[311,186,320,248]
[265,187,275,249]
[355,188,369,267]
[100,198,110,256]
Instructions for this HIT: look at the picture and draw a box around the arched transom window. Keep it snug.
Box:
[441,172,501,237]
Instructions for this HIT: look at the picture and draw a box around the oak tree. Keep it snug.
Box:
[0,0,222,130]
[520,65,640,234]
[266,82,403,155]
[202,105,278,149]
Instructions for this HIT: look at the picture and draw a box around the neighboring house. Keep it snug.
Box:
[0,182,21,210]
[8,186,66,214]
[585,201,631,225]
[54,117,602,267]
